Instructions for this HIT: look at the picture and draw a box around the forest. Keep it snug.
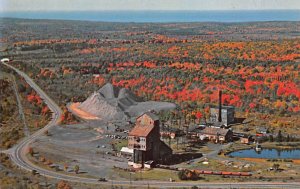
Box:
[1,18,299,130]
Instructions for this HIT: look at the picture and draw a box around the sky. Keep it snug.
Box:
[1,0,300,12]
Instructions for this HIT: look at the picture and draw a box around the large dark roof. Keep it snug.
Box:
[129,124,155,137]
[129,112,160,137]
[198,127,230,136]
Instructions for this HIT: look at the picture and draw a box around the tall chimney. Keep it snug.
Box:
[218,90,222,122]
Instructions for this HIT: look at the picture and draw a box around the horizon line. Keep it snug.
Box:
[1,9,300,12]
[1,16,299,24]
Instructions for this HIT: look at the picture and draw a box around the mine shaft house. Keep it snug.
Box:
[210,105,235,127]
[128,112,172,168]
[210,91,235,127]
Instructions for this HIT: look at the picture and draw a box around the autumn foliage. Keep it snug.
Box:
[60,107,78,124]
[56,180,72,189]
[9,21,300,119]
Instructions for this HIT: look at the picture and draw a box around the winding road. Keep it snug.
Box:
[1,62,300,188]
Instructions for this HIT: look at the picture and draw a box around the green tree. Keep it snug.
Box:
[74,165,79,174]
[178,170,187,180]
[272,163,280,171]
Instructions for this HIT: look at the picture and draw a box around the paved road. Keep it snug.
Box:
[201,143,232,159]
[1,62,300,188]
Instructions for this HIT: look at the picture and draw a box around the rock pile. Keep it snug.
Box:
[78,83,176,120]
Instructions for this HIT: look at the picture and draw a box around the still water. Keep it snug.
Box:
[1,10,300,22]
[229,148,300,159]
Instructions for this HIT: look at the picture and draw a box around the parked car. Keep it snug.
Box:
[1,58,9,63]
[98,177,107,182]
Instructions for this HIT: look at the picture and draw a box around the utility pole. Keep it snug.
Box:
[130,172,132,187]
[168,133,171,147]
[45,176,48,188]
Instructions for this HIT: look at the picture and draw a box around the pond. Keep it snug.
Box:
[228,148,300,159]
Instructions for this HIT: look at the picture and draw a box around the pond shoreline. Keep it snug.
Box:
[227,148,300,160]
[239,157,300,164]
[224,142,300,159]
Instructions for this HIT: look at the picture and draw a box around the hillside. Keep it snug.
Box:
[1,18,299,130]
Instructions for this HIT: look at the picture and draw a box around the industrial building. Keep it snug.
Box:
[210,91,235,127]
[128,112,172,168]
[195,127,233,143]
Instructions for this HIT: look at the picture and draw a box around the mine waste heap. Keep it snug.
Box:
[78,83,176,121]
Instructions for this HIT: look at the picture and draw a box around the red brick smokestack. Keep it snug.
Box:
[218,90,222,122]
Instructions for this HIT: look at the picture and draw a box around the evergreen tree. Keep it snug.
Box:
[269,135,274,142]
[277,130,283,142]
[286,134,290,142]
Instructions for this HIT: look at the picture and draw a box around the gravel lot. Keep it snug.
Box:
[31,121,131,178]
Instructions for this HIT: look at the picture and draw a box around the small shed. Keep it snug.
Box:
[144,160,155,169]
[241,135,253,144]
[256,127,269,136]
[120,147,133,157]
